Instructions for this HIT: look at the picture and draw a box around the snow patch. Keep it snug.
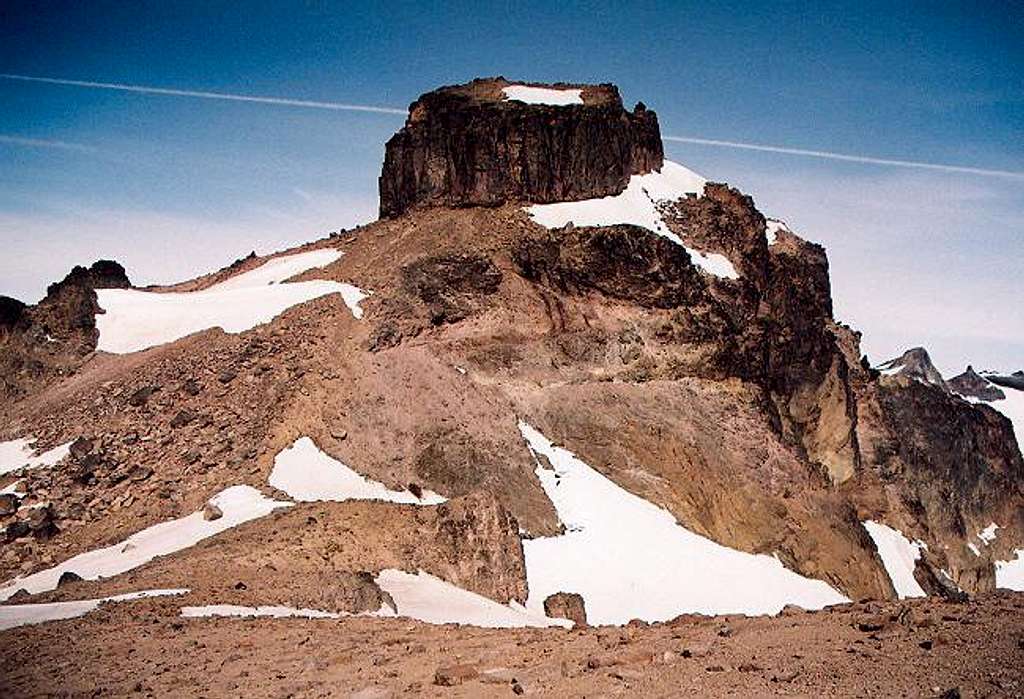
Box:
[526,161,739,280]
[375,569,571,629]
[765,219,789,245]
[518,422,848,624]
[95,249,369,354]
[862,520,927,599]
[996,550,1024,591]
[0,438,72,476]
[269,437,445,504]
[0,479,25,496]
[502,85,583,106]
[968,542,981,557]
[0,589,187,631]
[978,523,999,545]
[0,486,290,600]
[181,604,342,620]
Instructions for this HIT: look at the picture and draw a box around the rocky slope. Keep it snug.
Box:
[1,78,1022,696]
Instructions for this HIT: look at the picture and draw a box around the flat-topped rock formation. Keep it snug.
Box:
[379,77,663,217]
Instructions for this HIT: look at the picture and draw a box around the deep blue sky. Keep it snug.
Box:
[1,0,1022,373]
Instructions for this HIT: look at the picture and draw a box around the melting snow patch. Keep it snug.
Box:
[0,486,291,601]
[765,219,789,245]
[978,523,999,545]
[995,550,1024,591]
[375,569,571,628]
[526,162,739,279]
[518,422,848,624]
[95,249,370,354]
[502,85,583,106]
[862,520,927,599]
[0,589,187,631]
[181,604,342,620]
[0,438,72,476]
[968,542,982,557]
[269,437,446,504]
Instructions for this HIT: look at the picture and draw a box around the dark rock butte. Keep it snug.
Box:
[379,77,663,218]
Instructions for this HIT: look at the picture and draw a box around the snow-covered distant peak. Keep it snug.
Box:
[526,161,740,280]
[875,347,948,391]
[502,84,583,106]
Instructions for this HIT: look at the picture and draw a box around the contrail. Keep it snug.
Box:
[0,73,408,115]
[0,134,98,153]
[663,135,1024,180]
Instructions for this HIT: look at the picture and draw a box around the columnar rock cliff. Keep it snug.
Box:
[379,78,663,217]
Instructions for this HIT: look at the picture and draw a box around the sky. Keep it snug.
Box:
[1,0,1022,374]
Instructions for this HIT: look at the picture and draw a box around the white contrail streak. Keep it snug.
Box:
[0,73,408,115]
[0,134,98,153]
[663,135,1024,180]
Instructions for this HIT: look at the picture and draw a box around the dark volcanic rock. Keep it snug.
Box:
[513,224,706,309]
[985,370,1024,392]
[949,366,1005,401]
[0,296,27,333]
[379,78,663,217]
[401,253,503,325]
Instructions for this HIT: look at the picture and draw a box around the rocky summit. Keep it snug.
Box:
[1,79,1022,698]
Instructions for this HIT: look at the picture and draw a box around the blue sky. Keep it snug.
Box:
[1,0,1021,373]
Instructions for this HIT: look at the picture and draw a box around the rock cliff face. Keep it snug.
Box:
[950,366,1006,401]
[379,78,663,217]
[0,260,130,399]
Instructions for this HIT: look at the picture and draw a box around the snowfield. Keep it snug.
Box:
[0,438,72,476]
[765,219,788,245]
[518,422,848,624]
[0,486,290,600]
[502,84,583,106]
[0,589,188,631]
[526,161,739,279]
[181,604,343,620]
[375,569,572,628]
[996,550,1024,591]
[862,520,927,599]
[269,437,446,504]
[95,249,369,354]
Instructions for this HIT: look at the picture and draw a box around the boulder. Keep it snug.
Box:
[544,591,588,627]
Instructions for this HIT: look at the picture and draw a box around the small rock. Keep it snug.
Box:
[434,664,478,687]
[203,502,223,521]
[544,591,588,627]
[57,570,83,587]
[479,668,516,685]
[217,370,238,384]
[332,429,348,441]
[0,493,20,516]
[738,662,763,673]
[183,379,201,396]
[511,681,525,695]
[772,669,801,683]
[706,665,726,672]
[170,409,197,429]
[127,385,160,407]
[128,466,153,482]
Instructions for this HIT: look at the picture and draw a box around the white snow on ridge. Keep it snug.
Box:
[375,569,571,628]
[95,249,369,354]
[518,422,848,624]
[502,85,583,106]
[269,437,446,504]
[526,161,739,279]
[181,604,342,620]
[0,486,291,601]
[996,550,1024,591]
[765,219,789,245]
[978,523,999,545]
[0,438,72,476]
[0,589,188,631]
[862,520,927,599]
